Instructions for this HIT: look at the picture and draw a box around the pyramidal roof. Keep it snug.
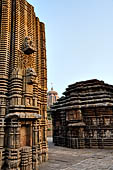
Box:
[51,79,113,111]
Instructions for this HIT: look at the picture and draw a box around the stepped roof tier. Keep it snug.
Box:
[51,79,113,111]
[51,79,113,149]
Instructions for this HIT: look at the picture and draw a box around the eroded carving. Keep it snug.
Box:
[22,36,36,55]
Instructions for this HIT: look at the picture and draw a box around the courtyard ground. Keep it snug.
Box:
[39,138,113,170]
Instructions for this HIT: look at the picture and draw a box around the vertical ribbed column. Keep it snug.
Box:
[40,22,47,118]
[31,4,37,70]
[40,22,48,162]
[5,118,21,170]
[36,18,42,118]
[0,0,2,33]
[0,76,8,147]
[0,0,11,75]
[14,0,20,69]
[9,0,16,73]
[32,120,39,170]
[8,69,23,109]
[10,0,20,72]
[33,81,38,108]
[0,0,11,168]
[36,19,42,163]
[19,0,25,54]
[36,18,41,84]
[21,147,32,170]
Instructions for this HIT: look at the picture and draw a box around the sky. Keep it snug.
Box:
[28,0,113,96]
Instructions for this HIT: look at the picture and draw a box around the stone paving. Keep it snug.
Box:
[39,138,113,170]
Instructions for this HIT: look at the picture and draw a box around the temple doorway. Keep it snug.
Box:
[20,124,32,147]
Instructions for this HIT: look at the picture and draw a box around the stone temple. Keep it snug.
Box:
[0,0,48,169]
[51,79,113,149]
[47,87,59,109]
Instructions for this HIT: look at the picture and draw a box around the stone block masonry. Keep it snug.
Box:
[0,0,48,169]
[51,79,113,149]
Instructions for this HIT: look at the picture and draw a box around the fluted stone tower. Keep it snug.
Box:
[0,0,48,169]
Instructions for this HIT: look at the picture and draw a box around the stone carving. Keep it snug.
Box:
[51,79,113,149]
[22,36,36,55]
[26,68,37,84]
[18,50,35,69]
[0,0,48,169]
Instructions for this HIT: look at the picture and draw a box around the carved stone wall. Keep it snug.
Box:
[0,0,48,169]
[51,79,113,149]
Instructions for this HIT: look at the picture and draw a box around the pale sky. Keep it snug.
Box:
[28,0,113,96]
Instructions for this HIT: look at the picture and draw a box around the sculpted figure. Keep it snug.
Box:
[26,67,37,84]
[22,36,36,54]
[24,36,34,48]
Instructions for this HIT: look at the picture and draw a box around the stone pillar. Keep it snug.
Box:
[0,76,8,169]
[32,120,39,170]
[5,118,21,170]
[21,147,32,170]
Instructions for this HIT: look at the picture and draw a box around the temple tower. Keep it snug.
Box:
[47,87,59,109]
[0,0,48,169]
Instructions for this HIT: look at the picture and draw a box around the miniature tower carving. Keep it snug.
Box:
[0,0,48,169]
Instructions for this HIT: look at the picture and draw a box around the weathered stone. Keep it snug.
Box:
[0,0,48,169]
[51,79,113,149]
